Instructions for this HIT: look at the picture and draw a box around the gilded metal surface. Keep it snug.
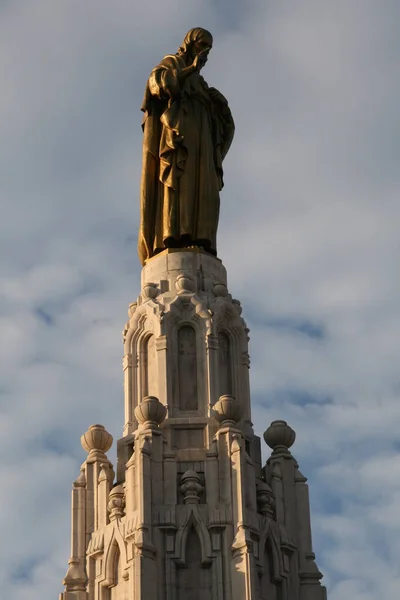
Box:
[138,28,235,265]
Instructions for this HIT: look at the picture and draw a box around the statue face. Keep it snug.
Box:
[192,33,213,63]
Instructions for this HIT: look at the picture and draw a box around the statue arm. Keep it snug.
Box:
[148,55,198,100]
[148,65,180,99]
[148,52,207,100]
[208,87,235,160]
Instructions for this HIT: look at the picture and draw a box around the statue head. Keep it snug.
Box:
[179,27,213,66]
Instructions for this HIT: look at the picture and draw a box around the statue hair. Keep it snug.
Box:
[178,27,213,56]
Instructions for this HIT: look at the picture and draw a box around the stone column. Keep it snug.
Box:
[212,395,257,600]
[295,469,327,600]
[230,434,258,600]
[133,396,167,599]
[60,471,88,600]
[264,420,327,600]
[80,424,114,535]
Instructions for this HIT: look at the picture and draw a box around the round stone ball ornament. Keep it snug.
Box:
[263,420,296,453]
[134,396,167,428]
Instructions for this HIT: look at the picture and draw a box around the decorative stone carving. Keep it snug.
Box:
[81,424,113,458]
[98,464,108,484]
[241,350,251,368]
[175,273,195,293]
[212,394,242,427]
[180,470,203,504]
[256,480,276,518]
[128,302,137,317]
[213,282,228,297]
[74,468,86,488]
[232,299,242,314]
[63,557,87,592]
[134,396,167,428]
[87,531,104,557]
[264,420,296,454]
[142,282,158,299]
[108,484,126,520]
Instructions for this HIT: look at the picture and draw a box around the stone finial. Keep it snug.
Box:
[108,484,126,520]
[142,282,158,299]
[134,396,167,428]
[263,420,296,454]
[73,469,86,488]
[180,470,203,504]
[213,282,228,297]
[175,273,195,293]
[81,424,113,458]
[256,480,276,518]
[213,395,242,427]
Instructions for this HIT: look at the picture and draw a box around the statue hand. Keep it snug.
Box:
[192,48,210,71]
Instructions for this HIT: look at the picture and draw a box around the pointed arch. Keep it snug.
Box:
[123,300,163,353]
[176,526,212,600]
[258,520,283,584]
[161,297,210,417]
[174,507,213,567]
[102,525,128,588]
[165,508,221,600]
[110,545,121,599]
[259,537,280,600]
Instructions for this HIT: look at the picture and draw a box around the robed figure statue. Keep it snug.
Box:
[138,28,235,265]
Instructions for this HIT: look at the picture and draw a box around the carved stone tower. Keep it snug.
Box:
[59,248,327,600]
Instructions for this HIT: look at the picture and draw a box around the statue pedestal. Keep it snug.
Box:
[141,248,227,301]
[122,247,253,442]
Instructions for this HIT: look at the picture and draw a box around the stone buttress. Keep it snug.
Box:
[59,249,327,600]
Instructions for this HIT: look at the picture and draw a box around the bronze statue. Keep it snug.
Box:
[138,28,235,265]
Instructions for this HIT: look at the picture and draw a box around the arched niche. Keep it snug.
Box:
[101,544,125,600]
[218,331,233,396]
[177,526,212,600]
[259,539,280,600]
[141,334,157,397]
[178,325,198,411]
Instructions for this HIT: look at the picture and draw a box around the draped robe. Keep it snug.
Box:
[138,53,235,265]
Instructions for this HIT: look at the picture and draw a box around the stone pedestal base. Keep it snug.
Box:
[141,248,228,301]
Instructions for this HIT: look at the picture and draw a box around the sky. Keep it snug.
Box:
[1,1,399,598]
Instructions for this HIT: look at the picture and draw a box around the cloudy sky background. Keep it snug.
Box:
[1,1,399,598]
